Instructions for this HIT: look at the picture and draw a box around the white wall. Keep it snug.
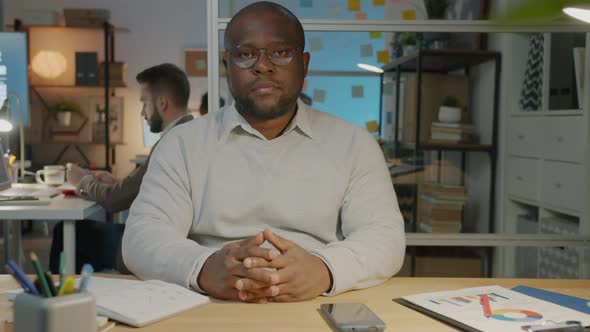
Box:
[4,0,211,176]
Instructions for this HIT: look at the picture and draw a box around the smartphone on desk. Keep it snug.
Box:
[320,303,386,332]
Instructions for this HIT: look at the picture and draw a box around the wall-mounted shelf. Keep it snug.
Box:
[32,84,127,89]
[402,142,494,152]
[383,50,500,73]
[6,24,129,33]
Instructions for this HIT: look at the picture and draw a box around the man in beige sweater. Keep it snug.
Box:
[123,2,405,302]
[50,63,193,273]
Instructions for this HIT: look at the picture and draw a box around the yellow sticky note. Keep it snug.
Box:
[377,50,390,64]
[369,31,382,39]
[373,0,385,5]
[402,9,417,20]
[366,120,379,133]
[195,59,206,71]
[348,0,361,11]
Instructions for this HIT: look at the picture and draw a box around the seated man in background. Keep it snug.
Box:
[198,92,226,116]
[50,63,193,273]
[123,1,405,302]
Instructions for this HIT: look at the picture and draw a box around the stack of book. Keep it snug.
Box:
[418,183,467,233]
[429,122,476,144]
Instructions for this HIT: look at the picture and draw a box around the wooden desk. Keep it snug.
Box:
[0,189,103,274]
[2,276,590,332]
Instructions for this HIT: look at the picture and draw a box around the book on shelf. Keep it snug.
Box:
[430,122,477,143]
[418,205,462,222]
[421,183,465,194]
[420,194,465,206]
[421,183,467,201]
[418,196,464,222]
[418,220,461,233]
[431,122,475,130]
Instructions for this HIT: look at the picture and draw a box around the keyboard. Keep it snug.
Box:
[0,187,60,198]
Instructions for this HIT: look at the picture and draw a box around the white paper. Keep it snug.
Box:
[402,286,590,332]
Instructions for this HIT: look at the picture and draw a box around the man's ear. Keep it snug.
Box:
[157,95,169,114]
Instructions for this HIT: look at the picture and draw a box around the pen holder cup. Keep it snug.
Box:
[14,292,96,332]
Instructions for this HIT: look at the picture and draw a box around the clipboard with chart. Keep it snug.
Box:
[395,286,590,332]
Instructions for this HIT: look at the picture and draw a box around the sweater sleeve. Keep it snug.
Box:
[122,134,215,288]
[310,127,406,296]
[76,163,147,214]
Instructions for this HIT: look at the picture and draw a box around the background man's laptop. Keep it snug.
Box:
[0,145,59,199]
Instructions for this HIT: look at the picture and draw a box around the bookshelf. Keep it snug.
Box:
[11,23,128,170]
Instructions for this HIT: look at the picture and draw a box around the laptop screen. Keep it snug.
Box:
[0,145,10,191]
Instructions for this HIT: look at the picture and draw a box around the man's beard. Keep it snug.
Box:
[148,111,164,133]
[233,92,296,120]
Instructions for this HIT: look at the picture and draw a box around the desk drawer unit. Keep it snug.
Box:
[508,116,542,158]
[540,116,583,163]
[540,160,583,212]
[507,157,540,201]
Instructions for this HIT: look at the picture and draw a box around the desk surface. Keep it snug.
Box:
[0,194,101,220]
[2,276,590,332]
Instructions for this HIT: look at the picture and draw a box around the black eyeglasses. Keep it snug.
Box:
[225,43,303,69]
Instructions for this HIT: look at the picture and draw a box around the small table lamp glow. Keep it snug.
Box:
[0,93,25,181]
[563,6,590,23]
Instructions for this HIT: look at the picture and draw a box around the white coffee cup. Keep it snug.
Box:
[35,165,66,186]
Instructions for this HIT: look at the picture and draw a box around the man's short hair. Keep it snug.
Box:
[136,63,190,108]
[200,92,226,115]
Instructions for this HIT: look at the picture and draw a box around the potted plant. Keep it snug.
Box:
[397,32,420,56]
[438,95,462,123]
[51,100,83,127]
[423,0,450,49]
[425,0,449,19]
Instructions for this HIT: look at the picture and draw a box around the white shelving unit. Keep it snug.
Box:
[206,0,590,277]
[501,31,590,278]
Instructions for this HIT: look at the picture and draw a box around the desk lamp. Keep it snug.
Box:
[494,0,590,23]
[0,93,25,181]
[563,5,590,23]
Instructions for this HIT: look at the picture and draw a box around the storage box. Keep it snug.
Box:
[398,254,482,277]
[63,8,110,28]
[98,62,127,86]
[403,73,469,144]
[14,292,96,332]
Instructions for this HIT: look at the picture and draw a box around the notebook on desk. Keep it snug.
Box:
[87,277,209,327]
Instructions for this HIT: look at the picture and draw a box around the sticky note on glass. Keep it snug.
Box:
[366,120,379,133]
[328,4,342,17]
[373,0,385,6]
[402,9,417,20]
[309,37,323,51]
[348,0,361,11]
[300,0,313,8]
[377,50,390,64]
[313,89,326,103]
[360,44,373,57]
[369,31,382,39]
[196,59,206,71]
[383,83,394,96]
[355,12,367,20]
[352,85,364,98]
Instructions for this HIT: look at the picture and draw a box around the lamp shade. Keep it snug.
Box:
[357,63,384,73]
[0,119,13,132]
[31,50,67,79]
[563,7,590,23]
